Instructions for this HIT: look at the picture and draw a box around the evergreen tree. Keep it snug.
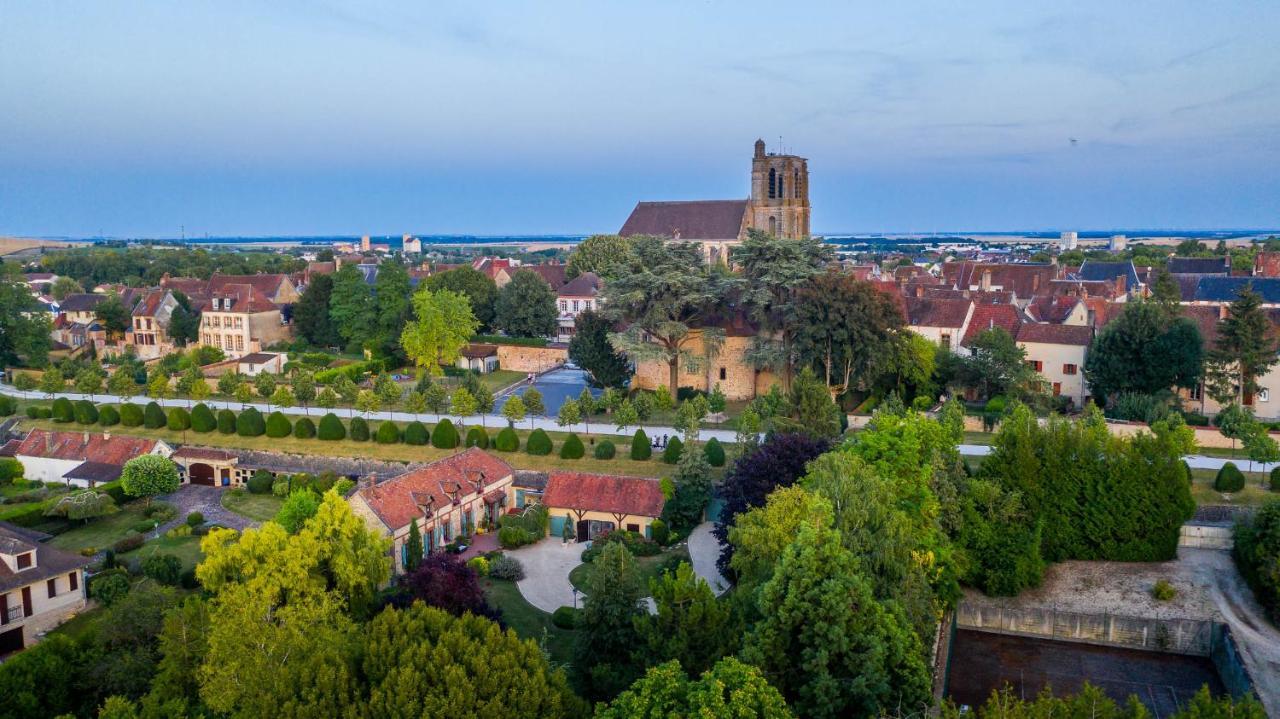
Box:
[404,521,424,573]
[1207,286,1278,406]
[372,259,412,358]
[574,541,646,702]
[634,562,735,676]
[329,264,376,351]
[568,310,631,388]
[293,273,341,347]
[494,269,558,338]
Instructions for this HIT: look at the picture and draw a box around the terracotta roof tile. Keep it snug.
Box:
[962,304,1023,346]
[542,471,665,518]
[906,297,972,328]
[1016,323,1093,346]
[207,273,291,301]
[355,448,513,531]
[17,429,157,465]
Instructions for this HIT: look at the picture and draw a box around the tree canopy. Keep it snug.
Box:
[401,288,480,376]
[494,269,558,338]
[1084,300,1203,401]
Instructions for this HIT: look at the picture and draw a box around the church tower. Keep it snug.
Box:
[748,138,810,239]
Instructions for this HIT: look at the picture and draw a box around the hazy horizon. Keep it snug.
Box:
[3,2,1277,237]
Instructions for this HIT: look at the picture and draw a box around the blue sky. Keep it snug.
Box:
[1,1,1277,236]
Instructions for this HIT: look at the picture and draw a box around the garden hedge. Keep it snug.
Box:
[662,436,683,464]
[293,417,316,439]
[217,409,237,434]
[465,427,489,449]
[246,471,274,494]
[143,401,167,429]
[1271,466,1280,492]
[266,411,293,438]
[167,407,191,431]
[237,407,266,437]
[349,417,370,442]
[191,403,216,432]
[704,437,725,467]
[25,406,39,419]
[375,421,401,444]
[318,413,346,441]
[74,400,99,425]
[526,429,552,456]
[494,427,519,452]
[0,396,13,417]
[120,402,143,427]
[98,405,120,427]
[1215,462,1246,492]
[432,419,459,449]
[594,439,616,460]
[630,429,652,460]
[560,433,584,459]
[36,407,51,419]
[51,397,74,423]
[403,421,429,446]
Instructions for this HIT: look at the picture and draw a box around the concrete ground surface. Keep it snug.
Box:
[963,548,1280,715]
[509,539,585,613]
[686,522,729,595]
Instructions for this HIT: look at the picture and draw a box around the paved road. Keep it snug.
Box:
[686,522,729,595]
[4,385,1275,471]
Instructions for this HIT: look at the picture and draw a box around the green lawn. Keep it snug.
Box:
[48,502,159,554]
[120,533,204,571]
[568,546,689,595]
[221,489,283,522]
[484,578,575,665]
[480,369,525,392]
[1190,468,1276,506]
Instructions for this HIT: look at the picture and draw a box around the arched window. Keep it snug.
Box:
[777,173,784,200]
[794,170,801,198]
[768,216,777,235]
[768,168,776,198]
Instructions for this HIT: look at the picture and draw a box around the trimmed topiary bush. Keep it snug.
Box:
[631,429,651,460]
[431,418,460,449]
[236,407,266,437]
[375,420,401,444]
[403,421,429,445]
[1215,461,1246,492]
[0,396,13,417]
[650,518,670,545]
[74,400,99,425]
[595,439,616,460]
[488,555,525,581]
[552,605,580,629]
[526,429,552,455]
[191,403,216,432]
[465,426,489,449]
[120,402,143,427]
[266,411,292,438]
[318,413,346,441]
[494,427,519,452]
[25,406,39,419]
[350,417,370,442]
[217,409,236,434]
[293,417,316,439]
[661,436,683,464]
[51,397,74,423]
[98,405,120,427]
[36,407,52,419]
[560,433,584,459]
[246,471,274,494]
[144,401,166,429]
[704,437,725,467]
[1271,466,1280,492]
[167,407,191,431]
[186,511,204,527]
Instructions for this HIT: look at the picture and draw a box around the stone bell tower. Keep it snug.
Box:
[748,138,810,239]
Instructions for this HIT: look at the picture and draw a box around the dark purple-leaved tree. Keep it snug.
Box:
[713,432,830,575]
[386,554,500,622]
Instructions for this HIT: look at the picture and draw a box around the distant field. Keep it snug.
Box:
[0,237,82,255]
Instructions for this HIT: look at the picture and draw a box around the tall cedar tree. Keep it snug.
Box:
[1206,286,1278,406]
[494,269,558,338]
[328,264,376,350]
[730,231,833,389]
[293,273,341,347]
[574,541,646,701]
[1084,300,1203,402]
[568,309,631,388]
[603,237,736,401]
[713,433,830,575]
[422,266,498,331]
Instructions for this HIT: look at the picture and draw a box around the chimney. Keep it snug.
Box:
[83,431,89,445]
[1219,304,1229,320]
[980,270,992,291]
[1032,274,1041,292]
[362,472,377,492]
[102,431,110,442]
[1115,276,1126,295]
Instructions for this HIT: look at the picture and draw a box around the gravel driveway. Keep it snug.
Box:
[509,539,585,613]
[156,485,257,534]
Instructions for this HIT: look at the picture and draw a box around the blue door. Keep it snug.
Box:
[549,515,566,538]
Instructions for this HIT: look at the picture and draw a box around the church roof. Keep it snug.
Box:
[619,200,748,241]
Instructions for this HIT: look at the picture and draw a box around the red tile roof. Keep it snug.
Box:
[542,471,666,518]
[522,264,568,290]
[208,273,291,301]
[355,448,514,531]
[906,297,972,328]
[943,261,1058,298]
[17,429,158,465]
[172,447,237,462]
[618,200,748,241]
[200,284,278,313]
[131,289,169,318]
[159,276,209,297]
[1025,296,1081,323]
[1016,323,1093,346]
[558,272,601,298]
[962,304,1023,346]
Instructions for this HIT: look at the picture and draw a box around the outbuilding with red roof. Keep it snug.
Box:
[541,470,666,541]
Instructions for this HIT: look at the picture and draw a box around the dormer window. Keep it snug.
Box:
[16,552,32,570]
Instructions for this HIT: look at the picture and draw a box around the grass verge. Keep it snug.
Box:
[568,546,689,595]
[221,489,284,522]
[484,578,575,665]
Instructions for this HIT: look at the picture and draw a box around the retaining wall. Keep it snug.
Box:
[496,345,567,373]
[1179,524,1234,550]
[956,600,1217,656]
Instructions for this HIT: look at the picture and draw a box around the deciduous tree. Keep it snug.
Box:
[423,266,498,330]
[495,269,558,338]
[566,233,632,279]
[401,288,479,376]
[1084,300,1203,402]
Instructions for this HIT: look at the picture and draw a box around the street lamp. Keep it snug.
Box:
[572,587,579,609]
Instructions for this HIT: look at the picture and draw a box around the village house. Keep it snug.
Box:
[15,429,172,487]
[906,297,975,352]
[1179,305,1280,419]
[0,522,91,655]
[125,289,181,359]
[347,449,516,574]
[1015,323,1093,407]
[629,315,780,402]
[499,263,568,291]
[542,471,666,541]
[55,293,105,326]
[236,352,287,376]
[199,284,291,358]
[207,273,300,306]
[457,343,500,374]
[555,272,601,342]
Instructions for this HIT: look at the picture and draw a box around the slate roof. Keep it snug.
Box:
[237,352,279,365]
[618,200,748,241]
[542,471,666,518]
[962,304,1023,346]
[355,448,514,531]
[558,272,601,298]
[58,293,105,313]
[1167,257,1230,275]
[1193,277,1280,304]
[16,430,157,465]
[64,461,123,484]
[1077,261,1141,292]
[0,522,90,594]
[1016,323,1094,346]
[905,297,972,328]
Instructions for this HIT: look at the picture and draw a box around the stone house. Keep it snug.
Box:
[555,272,601,342]
[236,352,287,376]
[457,344,500,374]
[126,289,181,359]
[0,522,90,655]
[906,297,975,352]
[206,273,299,306]
[542,471,666,541]
[1015,323,1093,407]
[199,285,291,358]
[15,429,172,487]
[348,449,515,574]
[629,319,780,402]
